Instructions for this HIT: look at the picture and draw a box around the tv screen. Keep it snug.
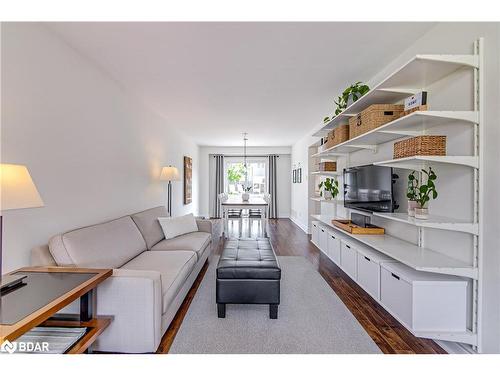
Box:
[343,165,394,213]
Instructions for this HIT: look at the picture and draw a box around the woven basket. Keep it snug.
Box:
[393,135,446,159]
[318,162,337,171]
[323,124,349,149]
[400,104,428,118]
[349,104,404,139]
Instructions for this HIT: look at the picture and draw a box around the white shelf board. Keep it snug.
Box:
[310,197,343,204]
[310,171,340,176]
[374,212,478,235]
[311,214,347,222]
[313,54,477,137]
[314,111,478,157]
[310,151,344,159]
[373,155,479,170]
[312,214,477,279]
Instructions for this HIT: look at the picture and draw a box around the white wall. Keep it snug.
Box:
[198,146,291,218]
[1,23,199,272]
[291,23,500,353]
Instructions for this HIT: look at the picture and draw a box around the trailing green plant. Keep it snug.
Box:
[334,82,370,116]
[318,178,339,199]
[415,167,438,208]
[406,171,419,201]
[323,116,331,124]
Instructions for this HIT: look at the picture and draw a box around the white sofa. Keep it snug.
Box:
[31,206,213,353]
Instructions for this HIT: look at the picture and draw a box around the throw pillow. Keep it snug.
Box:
[158,213,198,239]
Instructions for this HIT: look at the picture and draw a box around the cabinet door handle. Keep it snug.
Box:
[391,273,400,280]
[346,245,351,249]
[331,236,335,239]
[321,229,325,232]
[364,256,370,262]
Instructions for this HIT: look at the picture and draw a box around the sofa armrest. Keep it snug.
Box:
[93,269,162,353]
[31,244,57,266]
[196,219,213,234]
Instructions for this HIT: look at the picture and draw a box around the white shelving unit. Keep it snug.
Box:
[313,54,479,137]
[309,197,343,204]
[311,214,477,279]
[373,155,479,170]
[310,171,340,176]
[307,39,484,352]
[373,212,478,235]
[315,110,478,156]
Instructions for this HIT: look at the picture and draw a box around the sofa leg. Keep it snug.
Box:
[217,303,226,318]
[269,304,278,319]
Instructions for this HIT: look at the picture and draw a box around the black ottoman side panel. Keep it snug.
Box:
[216,279,280,305]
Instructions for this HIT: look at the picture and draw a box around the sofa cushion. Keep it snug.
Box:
[131,206,168,249]
[151,232,211,260]
[48,216,147,268]
[121,250,197,314]
[158,213,198,240]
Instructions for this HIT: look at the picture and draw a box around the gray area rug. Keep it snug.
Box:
[169,256,381,354]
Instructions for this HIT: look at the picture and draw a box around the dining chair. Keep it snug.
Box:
[219,193,242,237]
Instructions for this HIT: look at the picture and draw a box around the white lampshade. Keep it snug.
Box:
[159,166,180,182]
[1,164,44,211]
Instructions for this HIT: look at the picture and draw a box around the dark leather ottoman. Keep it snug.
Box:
[216,238,281,319]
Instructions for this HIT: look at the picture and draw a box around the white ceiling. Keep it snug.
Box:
[48,22,435,147]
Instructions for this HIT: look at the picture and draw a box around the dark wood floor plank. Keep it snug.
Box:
[157,218,446,354]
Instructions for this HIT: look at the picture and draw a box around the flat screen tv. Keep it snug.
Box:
[343,165,394,213]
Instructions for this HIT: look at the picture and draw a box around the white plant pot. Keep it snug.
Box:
[324,191,333,200]
[242,193,250,201]
[407,200,418,217]
[414,207,429,220]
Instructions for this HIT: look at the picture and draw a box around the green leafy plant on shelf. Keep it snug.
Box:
[416,167,438,209]
[407,171,419,200]
[334,82,370,116]
[406,171,419,217]
[318,178,339,200]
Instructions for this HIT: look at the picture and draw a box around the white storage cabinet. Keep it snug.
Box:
[318,225,328,254]
[356,246,396,301]
[340,240,357,280]
[311,221,319,246]
[326,229,341,265]
[380,262,468,332]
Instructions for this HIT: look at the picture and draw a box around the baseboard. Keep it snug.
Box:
[434,340,475,354]
[290,216,308,233]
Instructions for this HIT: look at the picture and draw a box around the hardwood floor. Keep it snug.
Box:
[157,218,446,354]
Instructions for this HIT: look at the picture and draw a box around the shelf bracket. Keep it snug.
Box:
[376,87,421,95]
[378,130,421,137]
[348,144,378,153]
[416,54,479,68]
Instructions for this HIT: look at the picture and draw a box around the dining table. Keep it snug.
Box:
[221,196,269,238]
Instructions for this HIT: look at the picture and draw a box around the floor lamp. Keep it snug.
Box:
[160,166,180,217]
[1,164,44,291]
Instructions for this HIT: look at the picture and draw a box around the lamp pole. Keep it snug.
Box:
[168,180,173,217]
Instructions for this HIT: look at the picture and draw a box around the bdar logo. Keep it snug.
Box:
[1,340,17,354]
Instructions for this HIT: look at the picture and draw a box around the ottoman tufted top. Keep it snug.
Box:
[217,238,281,280]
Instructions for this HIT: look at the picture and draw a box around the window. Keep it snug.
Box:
[224,158,267,196]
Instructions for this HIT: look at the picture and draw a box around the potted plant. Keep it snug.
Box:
[334,82,370,116]
[242,186,251,202]
[406,171,419,217]
[318,178,339,200]
[414,167,438,220]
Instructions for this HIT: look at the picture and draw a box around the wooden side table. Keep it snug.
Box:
[0,267,112,354]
